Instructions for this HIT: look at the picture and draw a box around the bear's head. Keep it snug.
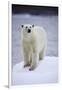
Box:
[21,24,34,34]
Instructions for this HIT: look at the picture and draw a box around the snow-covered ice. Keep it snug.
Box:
[12,56,58,85]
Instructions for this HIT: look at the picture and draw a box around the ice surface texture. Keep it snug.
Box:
[12,56,58,85]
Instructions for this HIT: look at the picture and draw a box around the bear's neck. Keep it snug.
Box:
[23,34,32,42]
[23,32,35,43]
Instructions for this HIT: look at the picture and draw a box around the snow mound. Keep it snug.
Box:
[12,56,58,85]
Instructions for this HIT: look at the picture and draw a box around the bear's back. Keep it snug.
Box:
[32,26,47,51]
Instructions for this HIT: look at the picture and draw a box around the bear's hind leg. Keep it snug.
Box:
[39,48,45,60]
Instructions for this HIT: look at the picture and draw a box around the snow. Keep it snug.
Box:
[12,56,58,85]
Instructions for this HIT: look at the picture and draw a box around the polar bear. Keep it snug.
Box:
[20,24,47,71]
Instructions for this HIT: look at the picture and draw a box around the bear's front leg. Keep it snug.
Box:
[29,52,39,71]
[23,52,30,67]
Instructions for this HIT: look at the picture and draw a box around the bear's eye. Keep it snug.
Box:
[25,26,28,29]
[30,26,31,28]
[32,24,34,27]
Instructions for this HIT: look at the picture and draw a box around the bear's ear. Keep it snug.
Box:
[21,25,24,28]
[32,24,34,27]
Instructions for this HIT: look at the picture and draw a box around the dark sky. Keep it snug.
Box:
[12,4,58,15]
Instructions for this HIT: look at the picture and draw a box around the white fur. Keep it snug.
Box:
[21,24,47,70]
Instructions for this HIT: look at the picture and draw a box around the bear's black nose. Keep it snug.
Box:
[28,29,31,33]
